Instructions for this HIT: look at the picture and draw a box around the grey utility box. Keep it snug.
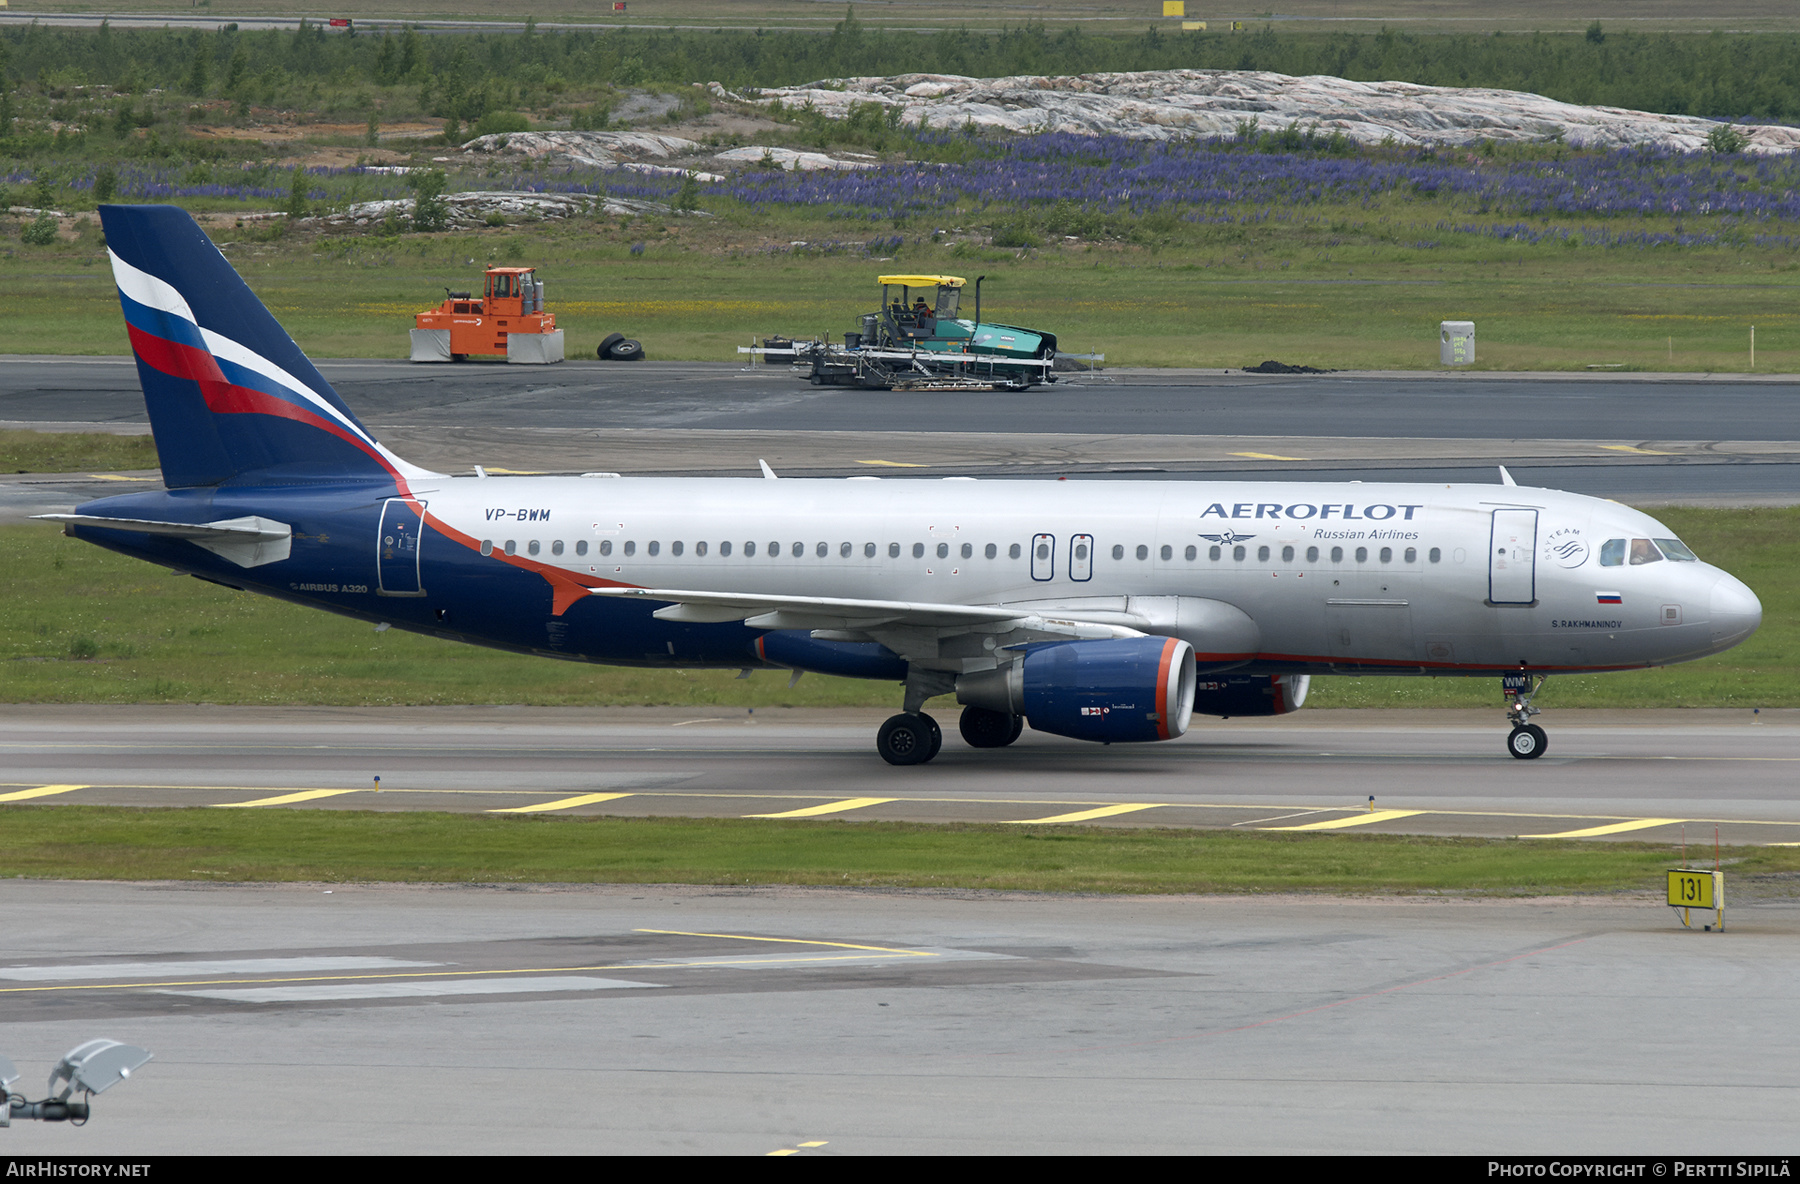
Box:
[1440,321,1474,366]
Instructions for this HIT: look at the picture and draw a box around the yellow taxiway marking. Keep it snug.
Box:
[768,1143,829,1156]
[1600,444,1675,456]
[856,459,927,467]
[748,797,895,819]
[85,473,156,481]
[1230,451,1307,461]
[213,789,362,808]
[0,784,87,802]
[478,467,549,475]
[1266,809,1425,831]
[1003,803,1166,824]
[635,929,935,957]
[1520,818,1684,839]
[487,792,633,815]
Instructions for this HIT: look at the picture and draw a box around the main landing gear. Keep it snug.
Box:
[875,707,1025,765]
[1503,672,1548,760]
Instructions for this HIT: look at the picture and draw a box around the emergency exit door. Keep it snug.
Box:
[1488,508,1537,605]
[378,498,428,596]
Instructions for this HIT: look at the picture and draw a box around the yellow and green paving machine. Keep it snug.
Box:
[755,274,1062,391]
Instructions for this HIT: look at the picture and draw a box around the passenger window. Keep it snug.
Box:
[913,542,925,559]
[528,540,541,556]
[1209,545,1221,560]
[1075,542,1089,560]
[864,542,876,558]
[647,541,660,556]
[1629,538,1663,565]
[1306,546,1319,562]
[1600,539,1625,567]
[937,543,949,559]
[551,540,564,556]
[599,540,612,556]
[1185,545,1197,561]
[772,541,784,558]
[1330,546,1343,562]
[984,543,996,559]
[720,541,732,557]
[744,541,756,557]
[1112,544,1125,560]
[961,543,973,559]
[1428,547,1440,563]
[816,542,828,557]
[505,540,517,555]
[695,541,707,557]
[1257,545,1270,562]
[1379,547,1391,563]
[889,542,900,558]
[1160,544,1173,561]
[1233,545,1246,561]
[1655,538,1699,562]
[1136,545,1148,560]
[1281,545,1294,562]
[623,541,635,556]
[480,539,493,556]
[576,540,588,556]
[1403,547,1415,563]
[1354,546,1368,562]
[841,542,853,558]
[671,541,683,557]
[1009,543,1021,559]
[1036,541,1051,560]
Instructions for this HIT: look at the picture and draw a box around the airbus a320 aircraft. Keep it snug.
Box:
[44,206,1763,765]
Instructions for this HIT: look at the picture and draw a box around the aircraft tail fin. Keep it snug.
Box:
[98,204,434,490]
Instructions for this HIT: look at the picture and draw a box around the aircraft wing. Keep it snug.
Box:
[588,587,1034,631]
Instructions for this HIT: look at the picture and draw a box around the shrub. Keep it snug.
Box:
[473,110,529,137]
[22,212,59,246]
[1707,123,1749,155]
[408,168,451,233]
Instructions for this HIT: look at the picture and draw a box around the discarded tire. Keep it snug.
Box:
[596,332,624,360]
[607,339,645,362]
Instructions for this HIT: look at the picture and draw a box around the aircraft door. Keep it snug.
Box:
[1070,534,1093,581]
[378,498,428,596]
[1031,533,1055,581]
[1488,508,1538,605]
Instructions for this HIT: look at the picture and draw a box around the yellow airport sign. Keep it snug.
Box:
[1163,1,1185,16]
[1667,869,1718,909]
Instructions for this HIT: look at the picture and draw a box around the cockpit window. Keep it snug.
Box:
[1654,538,1699,562]
[1600,539,1625,567]
[1629,538,1663,565]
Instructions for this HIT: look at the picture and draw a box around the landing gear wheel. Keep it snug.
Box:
[596,332,623,360]
[608,339,644,362]
[1507,724,1548,760]
[959,706,1023,749]
[877,713,938,766]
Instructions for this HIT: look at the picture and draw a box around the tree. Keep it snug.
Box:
[286,167,312,220]
[1706,123,1748,154]
[408,168,450,232]
[1585,21,1606,46]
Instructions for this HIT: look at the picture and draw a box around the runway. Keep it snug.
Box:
[4,359,1798,518]
[1,879,1795,1153]
[4,706,1796,845]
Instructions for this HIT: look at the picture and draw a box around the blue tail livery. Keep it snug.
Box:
[43,205,1761,765]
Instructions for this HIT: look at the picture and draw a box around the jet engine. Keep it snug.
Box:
[956,635,1197,743]
[1191,673,1310,718]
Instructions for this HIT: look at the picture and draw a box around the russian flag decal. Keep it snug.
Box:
[1596,591,1623,604]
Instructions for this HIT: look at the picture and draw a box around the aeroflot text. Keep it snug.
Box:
[1197,503,1424,521]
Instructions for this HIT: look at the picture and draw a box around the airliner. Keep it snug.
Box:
[42,206,1764,765]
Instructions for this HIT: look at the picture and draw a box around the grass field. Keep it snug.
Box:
[0,430,157,474]
[3,805,1792,894]
[8,222,1800,373]
[4,506,1790,709]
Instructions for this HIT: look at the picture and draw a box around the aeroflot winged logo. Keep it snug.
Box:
[1198,530,1257,546]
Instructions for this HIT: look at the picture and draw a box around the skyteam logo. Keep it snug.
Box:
[1199,530,1257,546]
[1543,526,1589,569]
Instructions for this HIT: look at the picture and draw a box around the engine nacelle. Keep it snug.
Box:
[754,631,908,681]
[956,636,1196,744]
[1191,674,1310,718]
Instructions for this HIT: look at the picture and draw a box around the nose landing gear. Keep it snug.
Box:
[1504,672,1548,759]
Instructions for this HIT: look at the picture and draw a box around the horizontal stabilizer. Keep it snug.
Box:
[35,513,292,568]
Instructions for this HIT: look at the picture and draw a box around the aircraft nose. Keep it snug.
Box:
[1709,573,1762,648]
